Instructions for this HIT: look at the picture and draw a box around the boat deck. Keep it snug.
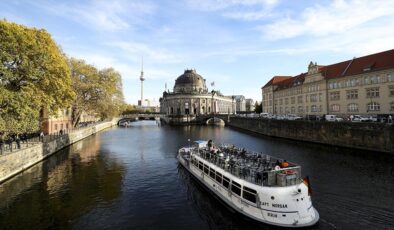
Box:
[187,144,302,187]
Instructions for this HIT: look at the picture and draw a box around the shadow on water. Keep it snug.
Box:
[0,133,126,229]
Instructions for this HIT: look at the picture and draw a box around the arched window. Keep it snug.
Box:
[367,102,380,111]
[347,103,358,112]
[330,104,340,112]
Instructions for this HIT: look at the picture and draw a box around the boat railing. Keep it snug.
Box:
[191,147,302,187]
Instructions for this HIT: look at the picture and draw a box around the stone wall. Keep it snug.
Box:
[0,120,117,183]
[227,117,394,153]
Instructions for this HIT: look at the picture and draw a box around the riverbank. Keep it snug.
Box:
[0,120,118,184]
[226,117,394,153]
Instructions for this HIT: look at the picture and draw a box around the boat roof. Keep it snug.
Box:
[194,140,207,144]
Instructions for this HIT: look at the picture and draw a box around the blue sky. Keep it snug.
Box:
[2,0,394,104]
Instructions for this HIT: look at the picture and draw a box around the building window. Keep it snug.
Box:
[311,105,317,112]
[291,97,295,104]
[305,95,308,102]
[388,74,393,82]
[54,124,58,131]
[366,87,380,98]
[364,77,370,85]
[319,93,322,102]
[297,96,303,103]
[367,102,380,111]
[329,91,340,101]
[347,103,359,112]
[291,107,295,114]
[390,102,394,111]
[310,94,317,102]
[389,85,394,97]
[298,106,303,113]
[285,98,289,105]
[330,104,340,112]
[279,99,283,105]
[346,90,358,99]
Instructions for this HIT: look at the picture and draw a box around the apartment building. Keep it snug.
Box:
[261,49,394,117]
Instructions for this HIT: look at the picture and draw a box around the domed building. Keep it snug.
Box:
[160,69,235,124]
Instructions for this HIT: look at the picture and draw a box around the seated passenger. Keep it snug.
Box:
[281,160,289,168]
[274,160,281,170]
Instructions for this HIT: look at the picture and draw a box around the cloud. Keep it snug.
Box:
[262,0,394,40]
[36,0,155,31]
[187,0,279,21]
[107,41,185,64]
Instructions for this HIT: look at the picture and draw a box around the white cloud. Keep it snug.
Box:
[263,0,394,40]
[107,41,185,64]
[37,0,155,31]
[187,0,279,21]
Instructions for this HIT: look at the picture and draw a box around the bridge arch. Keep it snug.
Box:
[205,117,226,126]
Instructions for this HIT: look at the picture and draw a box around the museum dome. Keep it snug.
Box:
[173,69,207,93]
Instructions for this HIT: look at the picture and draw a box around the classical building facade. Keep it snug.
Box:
[160,70,235,121]
[262,49,394,117]
[245,99,255,112]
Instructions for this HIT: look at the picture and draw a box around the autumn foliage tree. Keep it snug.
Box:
[69,58,124,127]
[0,19,75,136]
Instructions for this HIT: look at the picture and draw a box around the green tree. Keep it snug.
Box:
[69,58,124,126]
[254,101,262,113]
[0,19,75,135]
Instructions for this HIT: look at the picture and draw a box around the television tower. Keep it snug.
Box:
[140,57,145,106]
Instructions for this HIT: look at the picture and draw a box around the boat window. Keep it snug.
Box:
[193,159,198,167]
[209,168,215,178]
[222,176,230,188]
[231,181,241,196]
[198,162,203,170]
[204,164,209,174]
[215,172,222,184]
[242,186,257,203]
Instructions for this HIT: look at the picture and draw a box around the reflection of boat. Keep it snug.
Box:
[177,140,319,228]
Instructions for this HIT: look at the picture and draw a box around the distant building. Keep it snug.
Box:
[261,49,394,117]
[41,108,72,135]
[245,99,255,112]
[160,69,235,122]
[233,95,246,113]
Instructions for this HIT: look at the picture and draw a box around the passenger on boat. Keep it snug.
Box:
[274,160,281,170]
[281,160,289,168]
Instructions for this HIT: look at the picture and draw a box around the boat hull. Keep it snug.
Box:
[177,152,319,228]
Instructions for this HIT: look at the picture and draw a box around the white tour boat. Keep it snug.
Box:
[177,140,319,228]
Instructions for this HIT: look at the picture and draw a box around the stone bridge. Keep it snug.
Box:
[118,113,164,125]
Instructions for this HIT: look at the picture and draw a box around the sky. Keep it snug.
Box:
[2,0,394,104]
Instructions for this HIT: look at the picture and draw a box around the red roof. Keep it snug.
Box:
[262,76,292,88]
[275,73,306,90]
[321,49,394,79]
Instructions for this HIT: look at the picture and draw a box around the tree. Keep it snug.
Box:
[69,58,124,127]
[254,101,262,113]
[0,19,75,136]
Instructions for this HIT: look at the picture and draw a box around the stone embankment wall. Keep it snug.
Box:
[0,120,117,183]
[227,117,394,153]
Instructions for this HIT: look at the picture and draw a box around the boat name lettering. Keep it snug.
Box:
[261,202,269,206]
[272,204,287,208]
[267,213,277,218]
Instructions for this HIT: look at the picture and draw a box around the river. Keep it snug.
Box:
[0,120,393,229]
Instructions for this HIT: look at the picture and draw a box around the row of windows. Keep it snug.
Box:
[276,105,323,113]
[329,102,394,112]
[192,158,257,204]
[329,74,393,89]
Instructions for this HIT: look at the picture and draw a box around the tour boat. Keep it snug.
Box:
[177,140,319,228]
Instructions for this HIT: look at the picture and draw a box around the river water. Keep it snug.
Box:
[0,121,393,229]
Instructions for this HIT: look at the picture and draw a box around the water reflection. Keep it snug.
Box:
[0,132,125,229]
[0,121,393,229]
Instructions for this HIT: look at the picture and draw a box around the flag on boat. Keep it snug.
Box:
[303,176,313,195]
